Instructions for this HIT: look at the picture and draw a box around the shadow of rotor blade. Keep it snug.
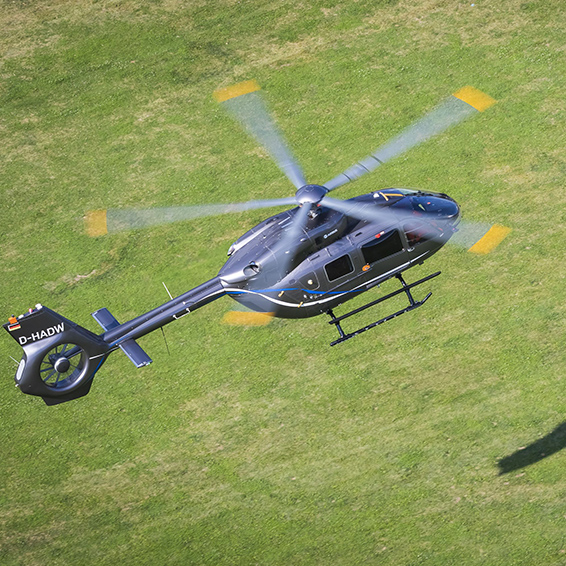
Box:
[214,80,307,190]
[85,197,297,236]
[324,86,496,191]
[498,422,566,475]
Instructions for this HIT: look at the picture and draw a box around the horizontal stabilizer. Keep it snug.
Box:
[92,308,152,368]
[119,339,152,368]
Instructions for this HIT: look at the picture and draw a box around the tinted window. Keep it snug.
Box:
[325,254,354,282]
[362,230,404,264]
[404,223,439,247]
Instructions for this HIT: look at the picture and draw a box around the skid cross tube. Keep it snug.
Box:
[326,271,441,346]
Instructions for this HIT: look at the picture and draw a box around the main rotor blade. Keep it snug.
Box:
[85,197,297,236]
[214,80,307,190]
[324,86,497,191]
[452,222,511,254]
[322,196,510,253]
[321,194,460,244]
[246,203,311,294]
[320,196,402,228]
[321,194,458,245]
[272,203,311,273]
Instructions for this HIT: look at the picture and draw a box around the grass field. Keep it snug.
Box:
[2,0,566,564]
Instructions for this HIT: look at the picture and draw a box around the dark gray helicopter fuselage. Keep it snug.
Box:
[218,188,460,318]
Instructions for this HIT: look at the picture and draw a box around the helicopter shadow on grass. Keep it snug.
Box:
[497,421,566,475]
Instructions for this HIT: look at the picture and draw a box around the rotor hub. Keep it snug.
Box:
[53,356,71,374]
[295,184,327,206]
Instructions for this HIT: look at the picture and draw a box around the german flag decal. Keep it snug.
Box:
[8,316,21,332]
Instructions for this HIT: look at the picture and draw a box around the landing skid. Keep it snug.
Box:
[326,271,441,346]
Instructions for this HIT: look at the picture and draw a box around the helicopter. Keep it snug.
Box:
[4,81,510,405]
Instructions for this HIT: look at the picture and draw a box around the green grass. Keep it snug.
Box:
[2,0,566,564]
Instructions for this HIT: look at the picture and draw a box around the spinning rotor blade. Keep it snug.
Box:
[272,203,312,276]
[320,196,511,253]
[320,196,402,228]
[324,86,497,191]
[320,194,456,242]
[214,80,307,190]
[85,197,297,236]
[229,204,311,316]
[452,222,511,254]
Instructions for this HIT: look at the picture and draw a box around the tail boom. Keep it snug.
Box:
[4,278,226,404]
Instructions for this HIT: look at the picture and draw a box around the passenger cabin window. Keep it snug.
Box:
[362,230,404,264]
[325,254,354,282]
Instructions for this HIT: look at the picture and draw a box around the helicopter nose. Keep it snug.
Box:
[413,195,460,220]
[439,198,460,220]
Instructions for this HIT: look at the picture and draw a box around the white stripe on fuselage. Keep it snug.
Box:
[224,251,430,309]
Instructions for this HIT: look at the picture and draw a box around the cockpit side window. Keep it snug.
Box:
[403,222,439,247]
[361,230,404,264]
[325,254,354,282]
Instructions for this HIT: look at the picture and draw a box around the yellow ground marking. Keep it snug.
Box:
[453,86,497,112]
[222,310,274,326]
[468,225,511,254]
[85,210,108,237]
[213,80,261,102]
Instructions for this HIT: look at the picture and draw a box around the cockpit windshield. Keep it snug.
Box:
[392,193,459,219]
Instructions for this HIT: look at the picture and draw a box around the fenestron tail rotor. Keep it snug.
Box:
[41,343,87,389]
[324,86,497,191]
